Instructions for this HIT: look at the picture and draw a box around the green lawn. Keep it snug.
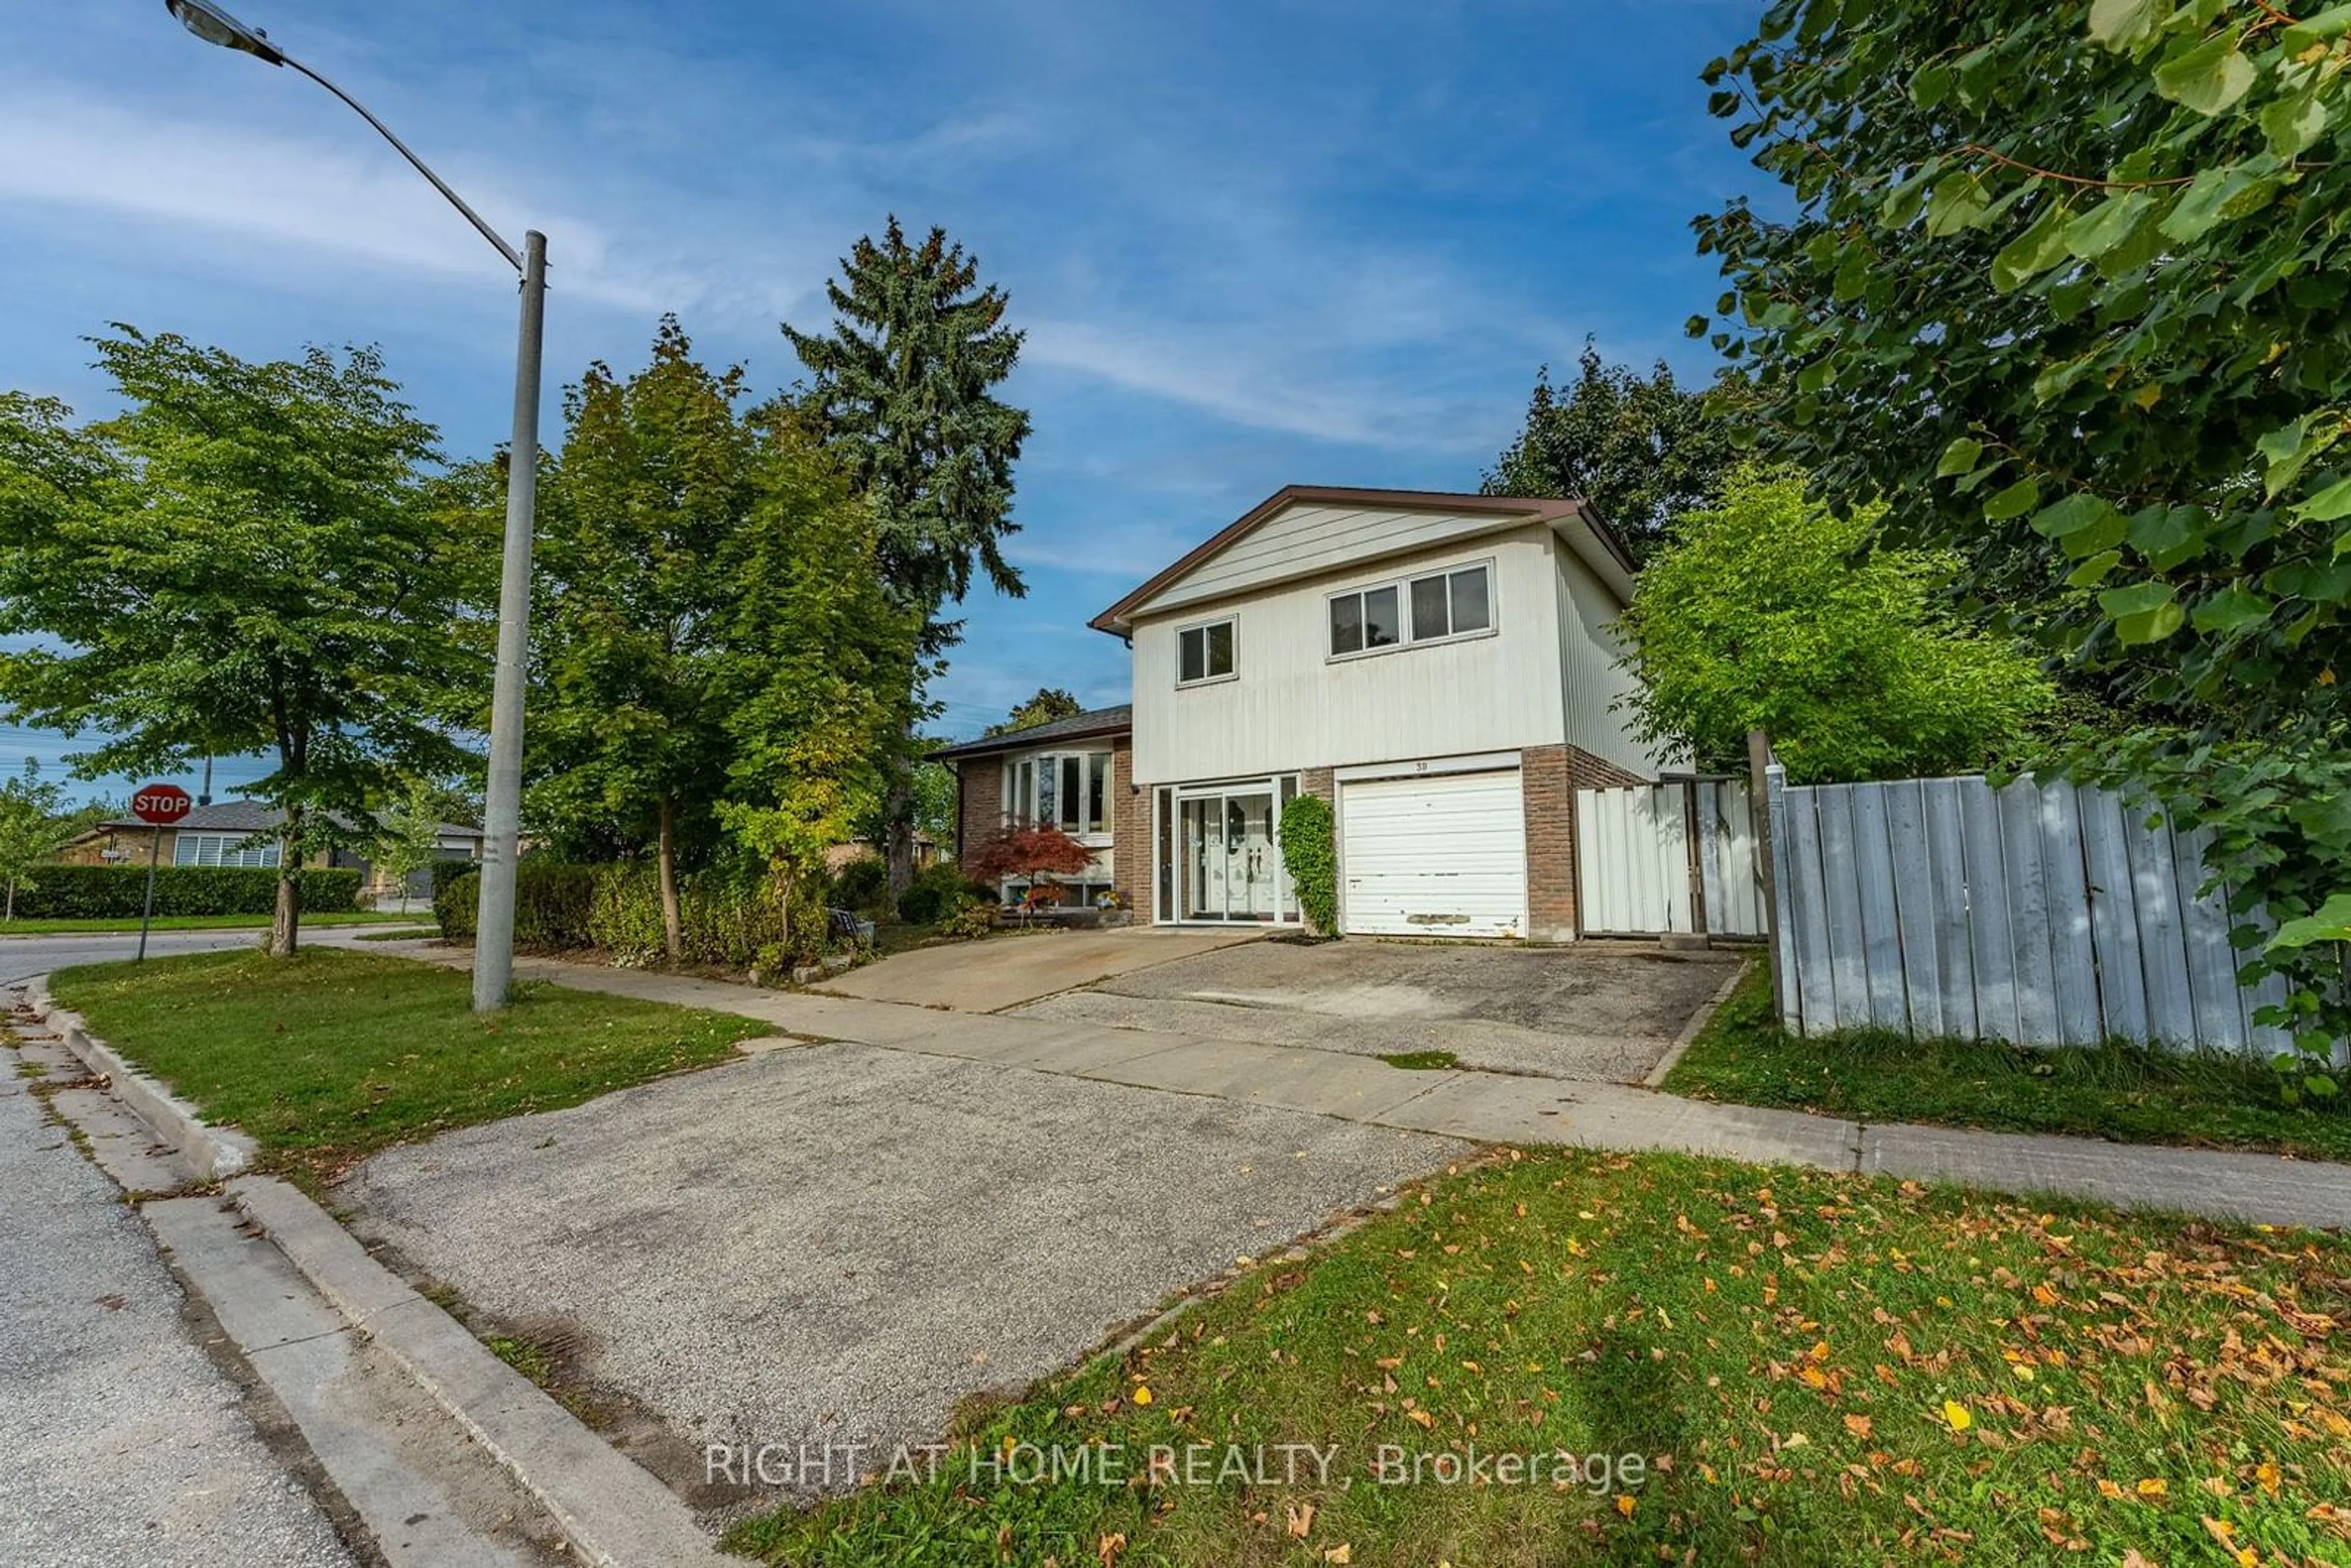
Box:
[47,947,762,1187]
[731,1148,2351,1567]
[0,911,433,936]
[1665,967,2351,1163]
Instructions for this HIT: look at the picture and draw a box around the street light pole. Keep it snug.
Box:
[474,231,546,1010]
[162,0,541,1009]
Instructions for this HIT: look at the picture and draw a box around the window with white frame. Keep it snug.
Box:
[1002,750,1114,836]
[1177,618,1236,685]
[1329,561,1491,658]
[173,833,281,868]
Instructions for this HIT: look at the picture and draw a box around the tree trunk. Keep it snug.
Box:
[883,753,916,903]
[268,806,303,958]
[656,795,684,964]
[5,878,13,922]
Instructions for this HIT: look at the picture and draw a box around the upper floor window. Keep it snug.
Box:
[1003,750,1113,835]
[1329,561,1492,658]
[1177,618,1236,685]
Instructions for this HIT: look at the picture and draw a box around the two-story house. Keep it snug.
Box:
[942,485,1663,937]
[1093,484,1661,940]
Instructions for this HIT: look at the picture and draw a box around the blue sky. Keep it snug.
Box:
[1,0,1764,800]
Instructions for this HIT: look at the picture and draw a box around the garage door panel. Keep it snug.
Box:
[1340,770,1526,939]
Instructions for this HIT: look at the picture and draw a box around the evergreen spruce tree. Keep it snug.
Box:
[784,217,1030,896]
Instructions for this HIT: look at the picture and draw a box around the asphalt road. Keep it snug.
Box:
[0,929,272,988]
[0,1040,356,1567]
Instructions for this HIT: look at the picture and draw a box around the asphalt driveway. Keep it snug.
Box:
[812,925,1259,1013]
[343,1038,1463,1510]
[1016,938,1747,1081]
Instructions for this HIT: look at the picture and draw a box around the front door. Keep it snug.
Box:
[1177,788,1280,921]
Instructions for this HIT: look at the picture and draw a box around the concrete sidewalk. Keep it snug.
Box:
[373,940,2351,1231]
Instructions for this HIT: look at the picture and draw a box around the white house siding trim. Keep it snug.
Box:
[1131,503,1538,620]
[1131,527,1568,787]
[1551,533,1669,779]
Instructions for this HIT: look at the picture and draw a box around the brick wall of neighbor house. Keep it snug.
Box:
[1110,738,1146,916]
[955,759,1003,877]
[1520,744,1580,943]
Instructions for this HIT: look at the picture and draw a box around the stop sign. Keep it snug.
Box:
[131,783,193,825]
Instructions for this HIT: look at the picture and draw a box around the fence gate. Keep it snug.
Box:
[1575,778,1765,939]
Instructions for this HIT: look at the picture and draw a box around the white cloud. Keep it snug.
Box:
[0,87,668,315]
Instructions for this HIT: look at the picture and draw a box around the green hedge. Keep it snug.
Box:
[436,861,832,970]
[15,864,362,920]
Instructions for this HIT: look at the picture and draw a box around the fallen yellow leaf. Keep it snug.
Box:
[1942,1400,1973,1432]
[1131,1386,1153,1407]
[1616,1493,1637,1518]
[2136,1478,2168,1498]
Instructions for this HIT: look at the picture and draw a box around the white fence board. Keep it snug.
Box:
[1575,779,1763,939]
[1771,770,2298,1056]
[2079,787,2147,1044]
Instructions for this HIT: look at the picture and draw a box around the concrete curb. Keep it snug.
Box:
[230,1177,730,1568]
[28,978,258,1182]
[1640,961,1751,1089]
[15,977,726,1567]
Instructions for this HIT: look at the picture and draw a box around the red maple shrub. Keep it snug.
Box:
[966,821,1095,893]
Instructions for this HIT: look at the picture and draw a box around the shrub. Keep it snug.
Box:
[427,857,479,898]
[898,860,981,925]
[513,862,599,948]
[435,868,479,939]
[438,860,832,971]
[1278,794,1338,936]
[942,902,995,940]
[13,864,362,920]
[832,855,889,916]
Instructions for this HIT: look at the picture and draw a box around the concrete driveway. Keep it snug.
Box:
[1016,938,1747,1082]
[343,1038,1462,1510]
[813,925,1259,1013]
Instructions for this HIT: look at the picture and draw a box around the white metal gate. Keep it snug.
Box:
[1575,778,1765,939]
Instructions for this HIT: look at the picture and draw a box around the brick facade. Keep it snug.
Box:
[1110,738,1147,917]
[1301,767,1335,801]
[953,758,1002,877]
[1520,745,1578,942]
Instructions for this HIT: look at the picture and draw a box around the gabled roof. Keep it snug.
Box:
[1089,485,1633,637]
[929,704,1133,762]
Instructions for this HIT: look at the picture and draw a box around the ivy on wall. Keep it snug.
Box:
[1278,794,1339,937]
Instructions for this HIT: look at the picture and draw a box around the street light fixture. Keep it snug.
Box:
[164,0,544,1012]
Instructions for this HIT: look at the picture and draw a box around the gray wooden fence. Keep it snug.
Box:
[1766,768,2290,1054]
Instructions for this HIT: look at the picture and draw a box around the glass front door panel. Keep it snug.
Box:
[1174,789,1281,921]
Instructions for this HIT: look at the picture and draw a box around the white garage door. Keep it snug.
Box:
[1340,770,1526,938]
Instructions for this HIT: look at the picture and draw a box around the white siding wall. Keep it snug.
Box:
[1554,541,1669,777]
[1131,528,1566,785]
[1134,503,1528,617]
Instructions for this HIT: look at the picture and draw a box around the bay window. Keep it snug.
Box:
[1003,749,1116,836]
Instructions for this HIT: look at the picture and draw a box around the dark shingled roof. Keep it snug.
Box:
[929,704,1132,762]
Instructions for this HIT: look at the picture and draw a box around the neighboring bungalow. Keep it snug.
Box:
[932,704,1136,910]
[942,485,1668,940]
[61,800,486,905]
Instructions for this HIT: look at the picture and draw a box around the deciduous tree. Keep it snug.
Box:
[984,687,1083,736]
[528,318,751,958]
[0,762,72,922]
[0,330,485,955]
[1615,469,2055,782]
[1690,0,2351,1072]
